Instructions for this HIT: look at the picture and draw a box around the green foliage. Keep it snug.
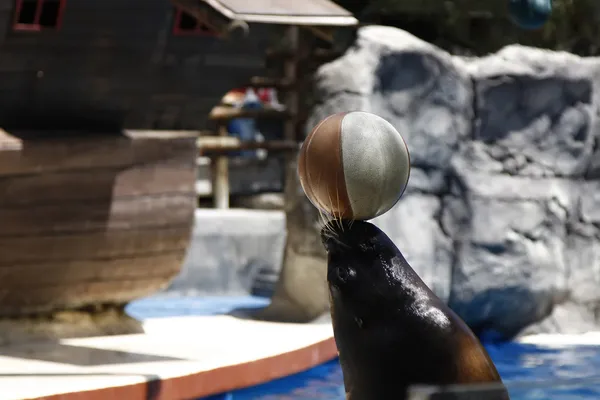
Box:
[528,0,600,54]
[334,0,600,56]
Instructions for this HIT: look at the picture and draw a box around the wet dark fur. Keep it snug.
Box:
[322,220,510,400]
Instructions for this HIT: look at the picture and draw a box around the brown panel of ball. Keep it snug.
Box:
[298,112,353,219]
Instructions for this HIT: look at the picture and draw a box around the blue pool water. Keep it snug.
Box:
[126,295,271,320]
[127,296,600,400]
[201,343,600,400]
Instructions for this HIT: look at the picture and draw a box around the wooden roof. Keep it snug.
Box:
[173,0,358,26]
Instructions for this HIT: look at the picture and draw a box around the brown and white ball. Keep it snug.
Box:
[298,111,410,221]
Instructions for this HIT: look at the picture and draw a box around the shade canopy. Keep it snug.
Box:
[172,0,358,26]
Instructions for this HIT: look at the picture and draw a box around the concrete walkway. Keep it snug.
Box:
[0,310,335,400]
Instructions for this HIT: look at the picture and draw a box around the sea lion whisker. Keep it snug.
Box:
[321,224,334,240]
[321,230,351,250]
[326,190,344,234]
[319,210,338,240]
[323,224,336,241]
[313,183,333,237]
[317,208,328,229]
[333,175,344,233]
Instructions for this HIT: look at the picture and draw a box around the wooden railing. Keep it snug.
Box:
[197,28,343,209]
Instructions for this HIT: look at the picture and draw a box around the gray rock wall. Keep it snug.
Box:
[307,26,600,337]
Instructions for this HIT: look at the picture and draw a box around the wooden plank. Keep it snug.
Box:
[265,47,343,61]
[198,136,298,154]
[283,26,299,143]
[175,0,358,26]
[281,25,301,210]
[208,106,291,122]
[0,131,197,176]
[0,226,192,264]
[0,252,186,287]
[0,162,196,206]
[0,193,196,236]
[205,0,355,19]
[248,76,294,90]
[305,25,336,43]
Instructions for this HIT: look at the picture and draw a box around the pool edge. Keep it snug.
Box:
[30,335,338,400]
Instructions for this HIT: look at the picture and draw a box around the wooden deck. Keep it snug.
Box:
[0,313,336,400]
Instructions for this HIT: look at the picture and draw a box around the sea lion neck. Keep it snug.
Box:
[321,220,509,400]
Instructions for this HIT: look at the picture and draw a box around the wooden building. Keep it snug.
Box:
[0,0,273,131]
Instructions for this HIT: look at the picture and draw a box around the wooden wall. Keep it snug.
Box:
[0,0,272,131]
[0,129,199,315]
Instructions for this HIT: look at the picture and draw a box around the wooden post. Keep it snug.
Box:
[282,25,300,200]
[283,26,299,143]
[213,124,230,209]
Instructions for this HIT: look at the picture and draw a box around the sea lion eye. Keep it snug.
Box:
[337,266,356,282]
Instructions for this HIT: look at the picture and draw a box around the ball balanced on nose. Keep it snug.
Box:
[298,111,410,221]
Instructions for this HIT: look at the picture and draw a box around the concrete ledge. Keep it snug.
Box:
[166,209,286,296]
[2,314,335,400]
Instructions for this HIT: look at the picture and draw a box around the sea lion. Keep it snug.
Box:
[322,220,510,400]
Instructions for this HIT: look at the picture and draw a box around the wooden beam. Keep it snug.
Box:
[248,76,295,90]
[304,26,336,43]
[279,25,301,212]
[208,106,291,122]
[283,26,300,143]
[170,0,232,36]
[198,137,299,155]
[265,47,343,62]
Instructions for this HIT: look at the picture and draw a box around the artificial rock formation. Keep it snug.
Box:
[269,25,600,338]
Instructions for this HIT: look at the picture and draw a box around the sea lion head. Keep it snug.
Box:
[321,219,413,327]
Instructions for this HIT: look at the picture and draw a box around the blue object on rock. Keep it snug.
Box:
[508,0,552,30]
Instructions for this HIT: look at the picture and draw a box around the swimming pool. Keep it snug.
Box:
[127,296,600,400]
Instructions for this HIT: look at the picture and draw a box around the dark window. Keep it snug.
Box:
[17,1,36,24]
[173,8,218,36]
[14,0,65,31]
[179,12,198,31]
